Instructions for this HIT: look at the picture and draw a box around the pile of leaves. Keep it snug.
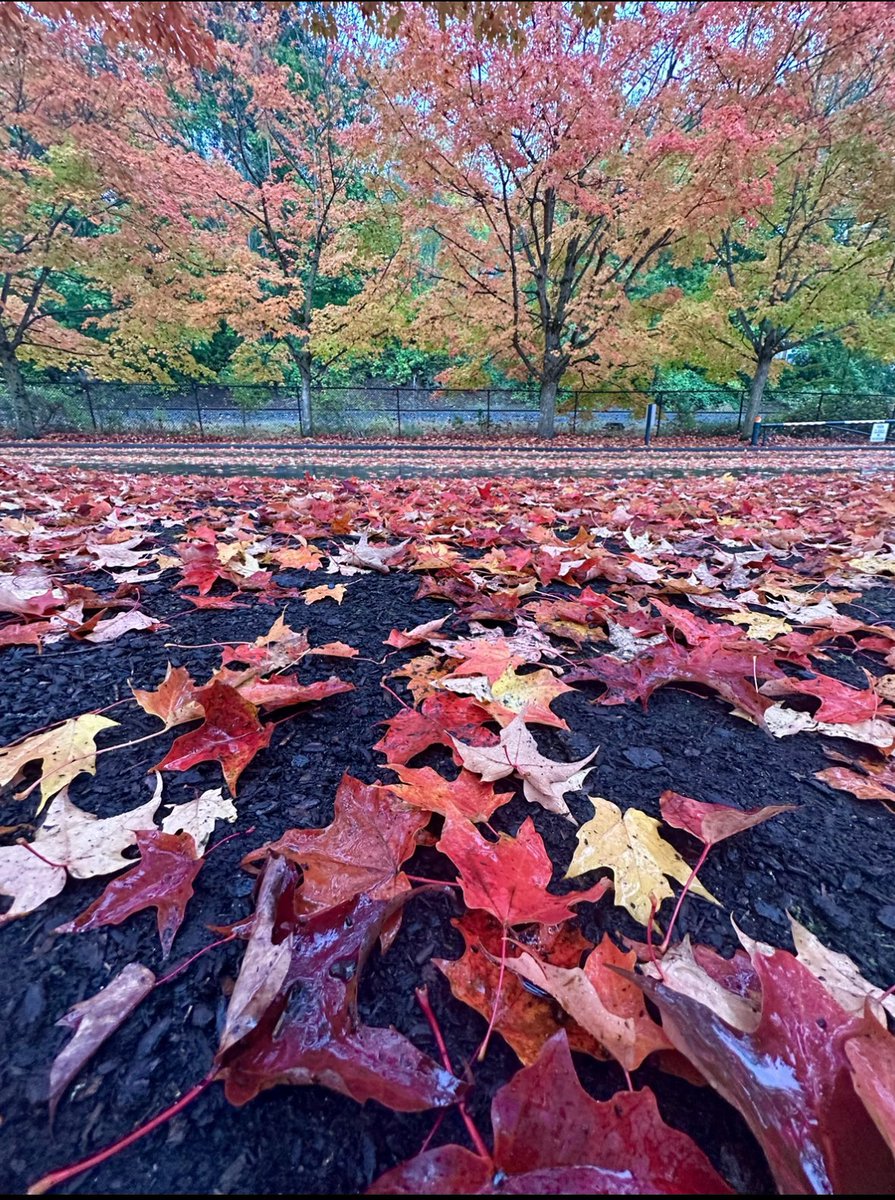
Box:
[1,460,894,1194]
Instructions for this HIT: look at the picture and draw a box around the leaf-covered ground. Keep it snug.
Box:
[1,461,895,1194]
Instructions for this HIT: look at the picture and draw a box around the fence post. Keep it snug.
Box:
[82,380,97,433]
[193,383,204,437]
[750,415,763,447]
[816,394,823,420]
[395,387,401,438]
[644,402,658,446]
[737,390,744,432]
[572,392,579,436]
[485,389,491,433]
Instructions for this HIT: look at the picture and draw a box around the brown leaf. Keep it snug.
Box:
[49,963,156,1120]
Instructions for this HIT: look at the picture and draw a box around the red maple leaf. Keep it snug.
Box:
[374,693,498,765]
[215,858,464,1112]
[55,830,202,958]
[242,773,427,915]
[155,680,273,794]
[659,790,796,846]
[639,946,895,1193]
[369,1031,732,1194]
[438,817,611,927]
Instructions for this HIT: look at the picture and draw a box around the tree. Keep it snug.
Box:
[198,8,405,433]
[360,2,784,436]
[0,2,617,59]
[0,8,226,434]
[664,2,895,434]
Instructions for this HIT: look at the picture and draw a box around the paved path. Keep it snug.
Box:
[3,440,895,478]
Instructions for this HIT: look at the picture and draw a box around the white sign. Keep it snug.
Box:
[870,421,889,443]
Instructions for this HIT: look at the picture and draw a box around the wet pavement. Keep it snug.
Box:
[3,440,895,479]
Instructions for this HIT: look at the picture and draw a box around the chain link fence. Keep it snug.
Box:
[1,380,894,438]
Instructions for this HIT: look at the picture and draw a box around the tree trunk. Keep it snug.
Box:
[0,339,35,438]
[299,365,313,437]
[538,376,559,439]
[742,350,774,438]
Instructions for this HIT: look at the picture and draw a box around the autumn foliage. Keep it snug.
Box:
[0,455,893,1193]
[3,2,895,437]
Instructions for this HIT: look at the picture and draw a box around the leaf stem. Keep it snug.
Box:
[27,1072,216,1195]
[475,925,507,1062]
[659,841,712,956]
[416,986,490,1161]
[205,825,256,857]
[155,933,237,987]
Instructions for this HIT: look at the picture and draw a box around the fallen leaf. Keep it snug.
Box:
[720,610,793,640]
[452,715,596,821]
[55,829,203,957]
[304,583,346,605]
[788,916,895,1022]
[386,617,448,649]
[387,764,504,822]
[369,1031,732,1194]
[331,532,409,574]
[640,937,760,1032]
[815,764,895,801]
[28,777,162,881]
[230,673,354,712]
[216,863,463,1112]
[154,681,273,795]
[438,817,611,926]
[216,856,296,1055]
[242,773,427,916]
[374,694,497,765]
[81,610,158,642]
[506,935,672,1071]
[638,944,895,1193]
[763,702,895,749]
[659,790,796,845]
[0,714,119,811]
[161,787,237,853]
[844,1013,895,1160]
[132,663,203,728]
[271,545,323,571]
[441,664,572,729]
[761,674,882,724]
[436,913,607,1065]
[567,796,717,926]
[49,963,156,1120]
[0,844,66,923]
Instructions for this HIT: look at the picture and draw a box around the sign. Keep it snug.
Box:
[870,421,889,443]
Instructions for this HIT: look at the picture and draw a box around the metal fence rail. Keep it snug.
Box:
[2,380,894,439]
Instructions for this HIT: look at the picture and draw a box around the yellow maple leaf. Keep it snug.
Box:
[720,610,792,640]
[0,715,119,811]
[304,584,346,605]
[566,796,718,926]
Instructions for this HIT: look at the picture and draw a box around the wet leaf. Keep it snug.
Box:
[659,790,796,845]
[242,774,427,915]
[0,714,119,811]
[49,963,156,1120]
[452,715,597,821]
[216,861,463,1111]
[567,796,717,926]
[369,1031,733,1194]
[154,681,273,795]
[639,944,895,1193]
[55,829,203,957]
[439,816,611,926]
